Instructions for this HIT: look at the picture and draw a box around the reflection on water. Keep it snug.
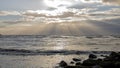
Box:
[0,54,87,68]
[53,43,64,50]
[0,35,120,51]
[0,35,120,68]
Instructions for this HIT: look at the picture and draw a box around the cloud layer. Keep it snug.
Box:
[102,0,120,5]
[0,11,20,16]
[0,0,120,35]
[0,0,120,24]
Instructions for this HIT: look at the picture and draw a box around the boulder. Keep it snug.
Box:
[82,59,101,66]
[59,60,68,67]
[100,61,114,68]
[70,61,74,64]
[76,62,81,66]
[110,52,118,58]
[89,54,97,59]
[65,66,91,68]
[92,65,102,68]
[115,62,120,68]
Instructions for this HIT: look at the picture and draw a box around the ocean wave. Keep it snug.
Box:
[0,48,115,56]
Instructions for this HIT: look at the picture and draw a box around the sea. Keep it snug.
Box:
[0,35,120,68]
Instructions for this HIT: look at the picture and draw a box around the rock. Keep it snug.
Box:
[65,66,91,68]
[57,52,120,68]
[76,62,81,66]
[110,52,120,60]
[70,61,74,64]
[100,61,114,68]
[82,59,98,66]
[97,59,102,62]
[110,52,118,58]
[103,52,120,61]
[115,62,120,68]
[89,54,97,59]
[72,58,81,62]
[64,66,76,68]
[59,60,68,67]
[92,65,102,68]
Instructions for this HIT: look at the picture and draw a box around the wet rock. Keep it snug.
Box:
[82,59,98,66]
[65,66,91,68]
[115,62,120,68]
[100,61,114,68]
[89,54,97,59]
[110,52,120,59]
[92,65,102,68]
[64,66,75,68]
[104,52,120,61]
[59,60,68,67]
[72,58,81,62]
[110,52,118,58]
[97,59,102,62]
[57,52,120,68]
[70,61,74,64]
[76,62,81,66]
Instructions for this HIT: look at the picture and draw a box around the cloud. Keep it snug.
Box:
[43,0,103,9]
[82,0,102,3]
[22,9,77,18]
[0,0,119,23]
[21,7,120,23]
[102,0,120,5]
[0,11,20,16]
[44,0,79,8]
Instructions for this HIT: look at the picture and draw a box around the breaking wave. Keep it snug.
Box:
[0,48,114,56]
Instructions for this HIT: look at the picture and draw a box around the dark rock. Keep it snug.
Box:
[115,62,120,68]
[76,62,81,66]
[59,60,68,67]
[64,66,76,68]
[82,59,98,66]
[92,65,102,68]
[89,54,97,59]
[70,61,74,64]
[100,61,114,68]
[103,57,111,61]
[103,52,120,61]
[72,58,81,62]
[110,52,120,60]
[97,59,102,62]
[65,66,91,68]
[57,52,120,68]
[110,52,118,58]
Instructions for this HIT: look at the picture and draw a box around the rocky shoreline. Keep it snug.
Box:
[57,52,120,68]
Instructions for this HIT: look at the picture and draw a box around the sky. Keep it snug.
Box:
[0,0,120,35]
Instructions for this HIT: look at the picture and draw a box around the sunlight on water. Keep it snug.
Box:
[53,40,65,50]
[0,35,120,68]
